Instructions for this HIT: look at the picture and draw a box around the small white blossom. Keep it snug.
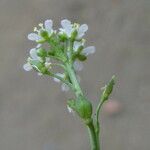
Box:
[60,19,73,37]
[82,46,96,56]
[23,63,32,71]
[60,19,88,39]
[28,33,42,41]
[44,20,53,34]
[73,41,82,52]
[73,61,83,71]
[28,19,53,42]
[77,24,88,39]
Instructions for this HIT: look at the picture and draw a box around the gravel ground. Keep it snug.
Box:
[0,0,150,150]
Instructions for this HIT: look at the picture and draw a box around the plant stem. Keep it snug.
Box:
[65,63,83,97]
[86,119,98,150]
[65,40,100,150]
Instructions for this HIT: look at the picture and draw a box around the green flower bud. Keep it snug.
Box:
[40,30,49,39]
[101,75,115,102]
[37,48,47,57]
[58,32,67,41]
[78,54,87,61]
[71,29,78,41]
[67,96,92,120]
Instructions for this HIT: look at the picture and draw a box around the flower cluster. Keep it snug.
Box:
[23,19,95,91]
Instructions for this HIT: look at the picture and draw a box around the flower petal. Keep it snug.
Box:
[82,46,96,56]
[44,20,53,32]
[27,33,41,41]
[73,61,83,71]
[79,24,88,33]
[78,24,88,38]
[36,44,42,48]
[73,41,82,52]
[30,48,38,60]
[23,63,32,71]
[61,19,72,37]
[61,83,69,92]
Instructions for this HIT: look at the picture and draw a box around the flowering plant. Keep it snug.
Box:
[23,19,115,150]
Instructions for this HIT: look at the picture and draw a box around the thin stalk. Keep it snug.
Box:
[65,63,83,97]
[86,119,98,150]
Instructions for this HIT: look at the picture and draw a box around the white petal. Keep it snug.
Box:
[73,41,82,52]
[79,24,88,32]
[44,20,53,32]
[78,24,88,38]
[73,61,83,71]
[61,83,69,92]
[36,44,42,48]
[27,33,41,41]
[61,19,71,28]
[30,48,38,59]
[23,63,32,71]
[82,46,96,56]
[61,19,72,37]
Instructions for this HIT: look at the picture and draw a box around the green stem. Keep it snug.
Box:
[65,39,100,150]
[86,119,98,150]
[95,101,104,150]
[65,63,83,97]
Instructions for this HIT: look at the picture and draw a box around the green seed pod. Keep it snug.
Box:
[67,96,92,120]
[101,75,115,102]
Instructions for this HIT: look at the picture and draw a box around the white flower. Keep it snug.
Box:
[60,19,73,37]
[82,46,96,56]
[60,19,88,39]
[73,41,82,52]
[44,20,53,34]
[73,60,83,71]
[23,62,32,71]
[28,19,53,41]
[77,24,88,39]
[28,33,42,41]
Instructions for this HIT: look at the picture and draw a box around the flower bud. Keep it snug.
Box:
[37,48,47,57]
[71,29,78,41]
[40,30,49,39]
[58,32,67,41]
[77,54,87,61]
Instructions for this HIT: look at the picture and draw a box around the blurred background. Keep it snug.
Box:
[0,0,150,150]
